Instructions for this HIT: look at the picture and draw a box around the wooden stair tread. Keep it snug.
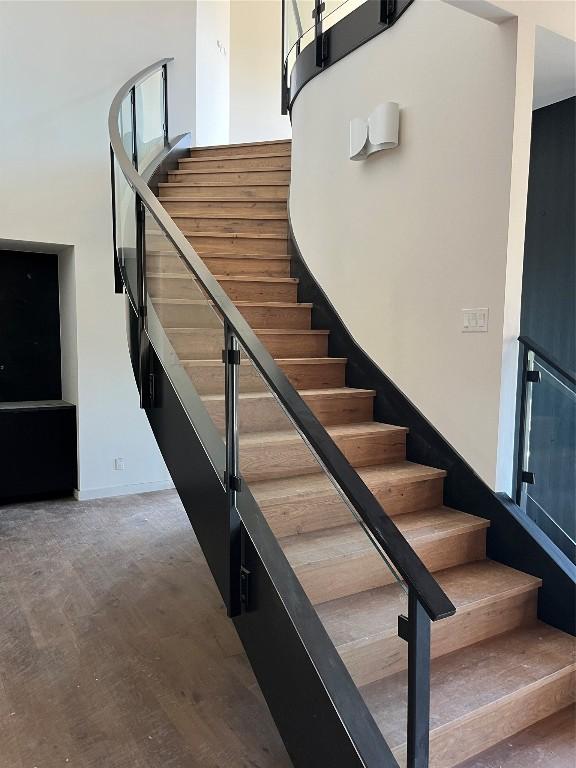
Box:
[181,356,347,366]
[249,462,446,504]
[168,327,328,335]
[158,181,290,188]
[202,387,375,404]
[170,167,288,175]
[182,152,290,163]
[192,139,291,152]
[165,212,287,223]
[166,211,287,220]
[152,298,312,309]
[179,231,288,239]
[455,705,576,768]
[147,250,290,260]
[316,560,541,649]
[280,508,488,568]
[361,623,576,750]
[241,421,406,451]
[158,200,284,206]
[254,328,329,335]
[147,272,297,284]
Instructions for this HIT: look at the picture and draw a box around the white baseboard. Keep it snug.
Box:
[74,479,175,501]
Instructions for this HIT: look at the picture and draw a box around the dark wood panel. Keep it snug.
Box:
[521,97,575,372]
[0,402,77,502]
[520,97,576,560]
[0,250,62,402]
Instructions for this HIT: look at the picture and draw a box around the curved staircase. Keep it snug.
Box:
[146,138,575,768]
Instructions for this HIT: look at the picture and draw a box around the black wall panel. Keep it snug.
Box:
[0,250,62,401]
[521,97,575,371]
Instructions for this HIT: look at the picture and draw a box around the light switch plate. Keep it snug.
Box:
[462,307,489,333]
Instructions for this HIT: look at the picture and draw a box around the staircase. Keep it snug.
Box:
[147,139,575,767]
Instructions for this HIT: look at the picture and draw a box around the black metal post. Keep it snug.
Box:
[135,195,151,409]
[130,85,138,171]
[223,322,243,618]
[515,342,530,504]
[110,145,123,294]
[313,0,326,68]
[162,63,169,146]
[281,0,288,114]
[406,587,431,768]
[380,0,397,24]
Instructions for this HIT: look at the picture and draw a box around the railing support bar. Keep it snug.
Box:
[224,322,243,618]
[110,145,123,295]
[515,342,530,505]
[135,195,151,409]
[406,587,431,768]
[313,0,326,68]
[162,63,169,146]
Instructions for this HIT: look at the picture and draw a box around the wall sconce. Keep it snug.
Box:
[350,102,400,161]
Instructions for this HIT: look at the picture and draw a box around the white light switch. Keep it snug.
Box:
[462,308,489,333]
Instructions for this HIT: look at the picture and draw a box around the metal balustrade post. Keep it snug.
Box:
[313,0,326,68]
[135,194,152,409]
[162,62,169,146]
[223,322,243,618]
[406,587,431,768]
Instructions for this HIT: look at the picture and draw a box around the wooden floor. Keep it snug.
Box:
[0,490,292,768]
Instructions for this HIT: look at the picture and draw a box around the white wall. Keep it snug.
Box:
[290,0,519,486]
[197,0,231,146]
[0,1,197,498]
[229,0,291,142]
[448,0,576,494]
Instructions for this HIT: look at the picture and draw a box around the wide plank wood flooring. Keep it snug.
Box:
[0,490,292,768]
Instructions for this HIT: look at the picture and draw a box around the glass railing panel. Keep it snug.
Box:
[135,70,165,172]
[113,155,137,306]
[521,353,576,562]
[323,0,365,32]
[118,92,134,161]
[285,0,316,57]
[143,215,226,439]
[235,340,408,765]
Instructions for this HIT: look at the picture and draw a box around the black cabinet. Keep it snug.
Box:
[0,401,77,502]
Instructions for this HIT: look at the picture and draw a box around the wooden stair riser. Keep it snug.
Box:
[160,199,288,217]
[241,429,407,483]
[167,216,289,236]
[190,141,291,159]
[376,476,445,517]
[148,274,298,303]
[179,155,291,172]
[258,331,329,358]
[157,184,289,200]
[147,253,291,278]
[202,256,291,277]
[260,475,446,539]
[168,169,291,185]
[186,234,288,256]
[341,589,539,688]
[422,670,576,768]
[183,358,347,396]
[168,329,329,360]
[203,391,375,434]
[292,527,487,604]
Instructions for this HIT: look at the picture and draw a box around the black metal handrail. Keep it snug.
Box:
[109,59,454,625]
[518,335,576,386]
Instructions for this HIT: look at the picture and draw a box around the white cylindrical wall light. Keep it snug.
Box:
[350,102,399,161]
